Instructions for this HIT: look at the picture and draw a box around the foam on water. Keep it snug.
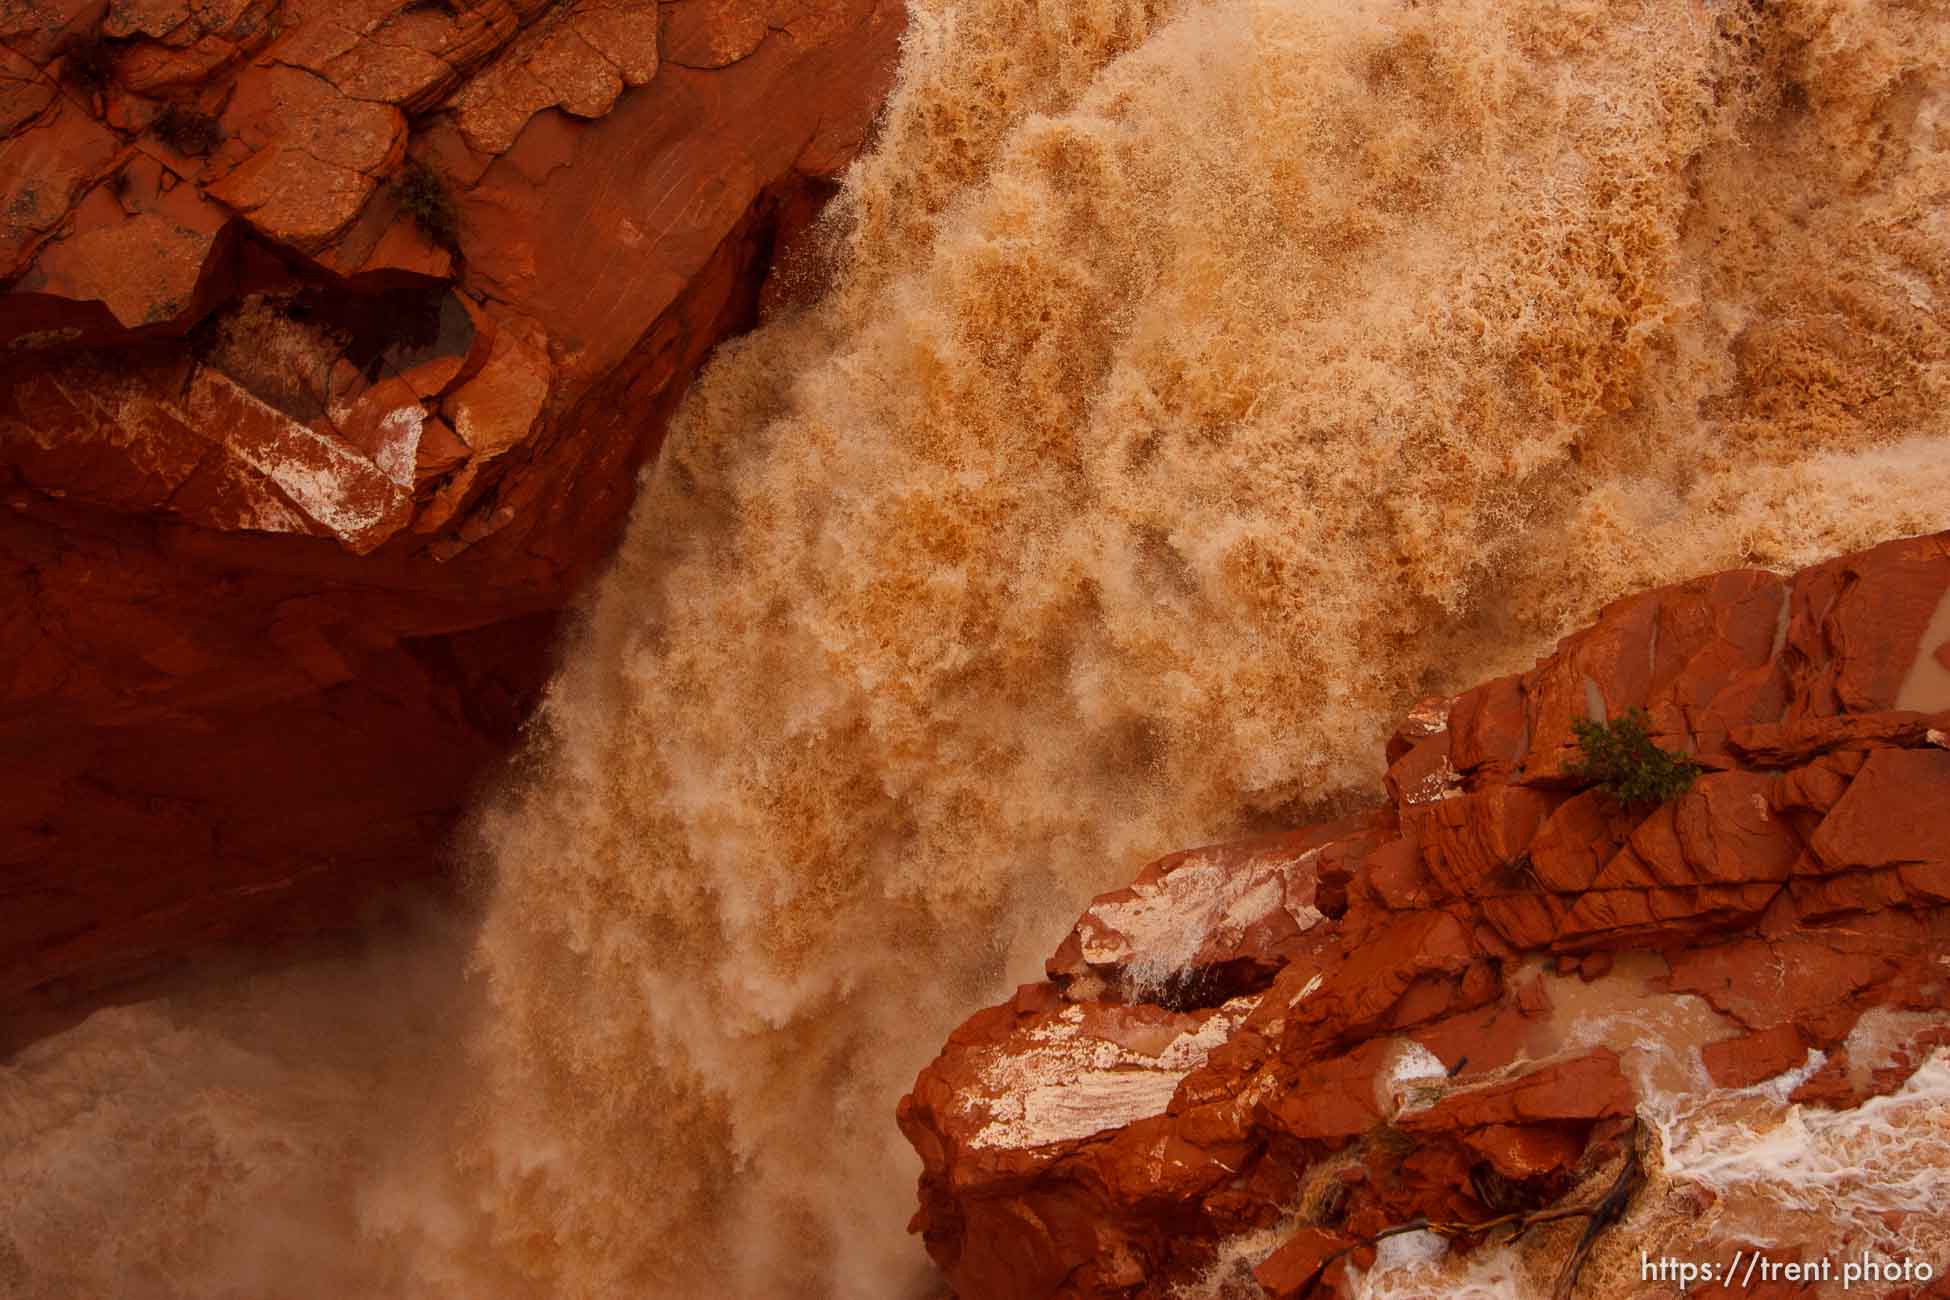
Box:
[6,0,1950,1295]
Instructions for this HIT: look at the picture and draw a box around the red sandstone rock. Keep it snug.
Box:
[1046,817,1392,1004]
[1810,749,1950,875]
[900,532,1950,1300]
[1702,1022,1810,1089]
[1458,1122,1586,1181]
[1385,693,1451,766]
[0,0,904,1031]
[1399,1050,1632,1132]
[1253,1228,1354,1300]
[1406,785,1557,901]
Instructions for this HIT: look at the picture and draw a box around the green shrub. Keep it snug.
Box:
[391,161,458,243]
[1569,707,1701,805]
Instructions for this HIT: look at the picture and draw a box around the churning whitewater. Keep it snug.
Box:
[6,0,1950,1295]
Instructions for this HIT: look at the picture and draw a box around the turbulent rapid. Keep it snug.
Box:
[6,0,1950,1295]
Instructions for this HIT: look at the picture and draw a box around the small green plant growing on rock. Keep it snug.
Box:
[1570,707,1701,806]
[391,160,458,244]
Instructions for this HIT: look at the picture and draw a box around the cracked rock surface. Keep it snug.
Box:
[0,0,902,1039]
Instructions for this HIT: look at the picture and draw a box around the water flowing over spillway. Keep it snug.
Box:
[6,0,1950,1296]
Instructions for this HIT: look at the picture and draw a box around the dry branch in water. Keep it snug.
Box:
[1319,1121,1647,1298]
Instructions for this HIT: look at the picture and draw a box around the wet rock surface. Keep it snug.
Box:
[0,0,902,1035]
[900,531,1950,1300]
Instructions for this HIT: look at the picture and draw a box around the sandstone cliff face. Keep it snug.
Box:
[900,531,1950,1300]
[0,0,902,1033]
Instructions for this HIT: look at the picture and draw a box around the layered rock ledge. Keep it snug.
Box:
[900,530,1950,1300]
[0,0,902,1036]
